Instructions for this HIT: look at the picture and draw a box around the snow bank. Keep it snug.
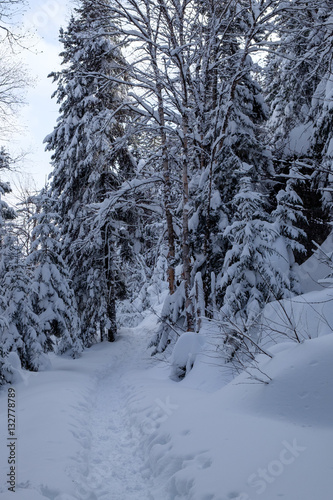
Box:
[260,287,333,343]
[120,324,333,500]
[296,232,333,293]
[131,333,333,500]
[170,332,206,380]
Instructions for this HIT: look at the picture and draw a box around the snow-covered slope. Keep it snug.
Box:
[296,232,333,293]
[1,308,332,500]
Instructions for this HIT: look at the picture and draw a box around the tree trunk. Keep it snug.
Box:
[103,223,117,342]
[149,24,176,295]
[179,65,193,329]
[157,82,176,295]
[181,127,193,331]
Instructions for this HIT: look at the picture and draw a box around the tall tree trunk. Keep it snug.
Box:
[147,4,176,295]
[178,5,193,331]
[103,223,117,342]
[181,117,193,331]
[156,82,176,295]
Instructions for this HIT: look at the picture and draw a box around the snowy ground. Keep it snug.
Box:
[1,301,333,500]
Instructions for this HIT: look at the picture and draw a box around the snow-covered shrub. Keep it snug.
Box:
[170,332,206,381]
[149,282,187,355]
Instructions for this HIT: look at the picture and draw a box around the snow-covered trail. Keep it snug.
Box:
[1,308,333,500]
[0,314,164,500]
[72,324,157,500]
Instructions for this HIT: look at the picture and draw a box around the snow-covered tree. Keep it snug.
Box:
[189,0,276,319]
[220,174,297,351]
[272,164,308,293]
[265,0,332,257]
[309,5,333,212]
[0,233,48,371]
[221,177,274,327]
[45,0,132,344]
[27,191,82,357]
[0,309,14,385]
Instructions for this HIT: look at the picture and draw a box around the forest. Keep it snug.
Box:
[1,0,333,383]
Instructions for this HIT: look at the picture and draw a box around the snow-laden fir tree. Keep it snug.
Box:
[188,0,274,319]
[265,0,331,257]
[0,303,23,386]
[309,4,333,213]
[0,232,49,371]
[272,164,308,294]
[220,175,295,356]
[0,151,20,383]
[0,315,13,385]
[27,190,82,357]
[144,0,277,352]
[45,0,132,344]
[204,67,272,309]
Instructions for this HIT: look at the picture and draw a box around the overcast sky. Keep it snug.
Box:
[9,0,71,194]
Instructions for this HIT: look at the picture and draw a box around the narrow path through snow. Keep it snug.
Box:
[73,324,157,500]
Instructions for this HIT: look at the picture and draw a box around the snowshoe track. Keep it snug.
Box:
[74,329,156,500]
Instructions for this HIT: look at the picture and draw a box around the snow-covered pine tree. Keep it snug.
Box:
[45,0,132,344]
[220,174,296,357]
[221,177,273,326]
[0,232,48,371]
[265,0,331,257]
[0,268,19,387]
[272,164,308,294]
[0,315,14,386]
[27,190,82,357]
[308,3,333,214]
[0,319,24,386]
[189,0,275,317]
[0,151,20,383]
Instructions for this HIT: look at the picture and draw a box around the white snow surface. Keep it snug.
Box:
[1,310,333,500]
[296,232,333,293]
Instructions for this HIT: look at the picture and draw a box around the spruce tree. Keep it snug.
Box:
[309,2,333,213]
[45,0,132,344]
[0,233,48,371]
[272,164,307,293]
[220,172,300,356]
[221,177,277,330]
[0,315,14,385]
[27,191,82,357]
[190,0,274,318]
[265,0,332,258]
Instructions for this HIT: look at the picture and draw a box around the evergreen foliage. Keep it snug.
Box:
[221,177,275,328]
[265,0,332,259]
[27,191,83,357]
[45,0,132,345]
[0,233,48,372]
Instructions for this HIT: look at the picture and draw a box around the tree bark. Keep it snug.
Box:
[102,223,117,342]
[147,6,176,296]
[156,82,176,295]
[178,3,193,331]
